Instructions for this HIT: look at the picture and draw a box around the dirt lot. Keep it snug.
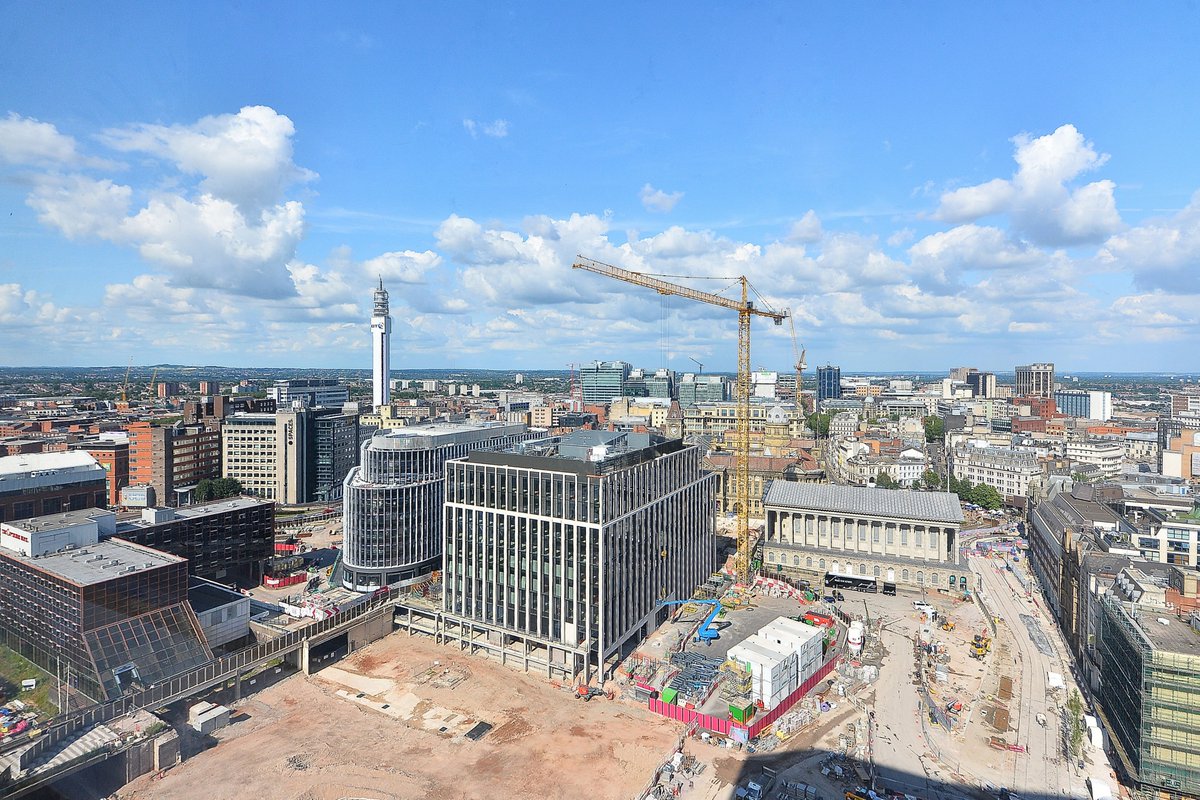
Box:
[119,631,681,800]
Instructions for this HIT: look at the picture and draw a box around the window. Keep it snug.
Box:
[794,555,800,566]
[916,571,924,585]
[948,575,957,588]
[859,563,867,575]
[873,565,881,577]
[768,552,776,563]
[819,559,826,570]
[902,569,910,581]
[806,557,813,568]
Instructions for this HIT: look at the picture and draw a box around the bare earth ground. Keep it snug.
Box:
[120,632,680,800]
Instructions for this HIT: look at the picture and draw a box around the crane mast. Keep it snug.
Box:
[571,256,787,585]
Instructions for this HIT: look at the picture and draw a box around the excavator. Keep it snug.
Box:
[660,599,725,644]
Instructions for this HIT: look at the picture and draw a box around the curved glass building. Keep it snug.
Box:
[341,421,532,591]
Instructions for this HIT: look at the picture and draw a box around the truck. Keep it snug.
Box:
[736,767,777,800]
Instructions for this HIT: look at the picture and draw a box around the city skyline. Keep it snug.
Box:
[3,4,1200,372]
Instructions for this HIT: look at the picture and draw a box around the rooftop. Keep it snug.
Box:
[175,496,269,518]
[3,538,182,586]
[369,421,528,451]
[6,507,112,533]
[762,481,964,525]
[189,579,247,613]
[0,449,103,477]
[1128,605,1200,654]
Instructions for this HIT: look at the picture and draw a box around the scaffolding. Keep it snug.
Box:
[1097,594,1200,797]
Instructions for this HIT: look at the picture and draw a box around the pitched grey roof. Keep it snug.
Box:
[763,481,964,525]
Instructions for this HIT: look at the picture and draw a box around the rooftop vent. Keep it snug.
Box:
[1158,617,1171,626]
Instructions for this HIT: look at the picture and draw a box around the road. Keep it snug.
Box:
[971,554,1088,799]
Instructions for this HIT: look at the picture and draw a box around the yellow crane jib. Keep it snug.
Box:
[571,256,787,585]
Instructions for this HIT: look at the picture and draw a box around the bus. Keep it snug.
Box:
[823,572,879,593]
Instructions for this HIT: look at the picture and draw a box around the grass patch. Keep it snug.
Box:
[0,646,59,716]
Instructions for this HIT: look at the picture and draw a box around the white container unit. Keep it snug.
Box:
[757,616,826,683]
[728,637,798,710]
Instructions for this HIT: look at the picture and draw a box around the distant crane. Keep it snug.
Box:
[148,367,158,401]
[572,255,787,584]
[688,356,704,375]
[787,313,807,416]
[566,362,583,412]
[120,359,132,404]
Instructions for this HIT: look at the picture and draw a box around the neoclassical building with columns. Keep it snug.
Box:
[761,481,967,590]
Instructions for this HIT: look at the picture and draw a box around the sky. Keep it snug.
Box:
[2,4,1199,374]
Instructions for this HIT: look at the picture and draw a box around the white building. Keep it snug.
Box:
[371,278,392,410]
[1065,440,1125,480]
[951,442,1041,498]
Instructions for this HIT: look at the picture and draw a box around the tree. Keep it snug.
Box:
[194,477,242,503]
[1071,471,1093,484]
[875,472,899,489]
[1067,690,1085,757]
[922,415,945,443]
[806,412,831,438]
[969,483,1003,510]
[922,470,943,490]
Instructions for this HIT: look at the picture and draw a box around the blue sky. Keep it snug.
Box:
[2,3,1199,372]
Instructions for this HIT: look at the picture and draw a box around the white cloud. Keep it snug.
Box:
[934,124,1121,245]
[639,183,684,213]
[362,250,443,284]
[27,175,133,239]
[462,118,510,139]
[1099,192,1200,292]
[0,113,81,165]
[99,106,315,212]
[787,210,822,243]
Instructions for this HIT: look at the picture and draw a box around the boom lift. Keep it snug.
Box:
[659,599,724,643]
[572,256,787,584]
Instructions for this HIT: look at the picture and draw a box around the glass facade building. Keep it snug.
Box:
[580,361,631,404]
[817,365,842,404]
[340,422,534,591]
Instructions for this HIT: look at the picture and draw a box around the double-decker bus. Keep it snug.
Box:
[823,572,879,593]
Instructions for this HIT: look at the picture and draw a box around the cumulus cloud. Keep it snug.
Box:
[462,118,510,138]
[99,106,315,212]
[639,183,684,213]
[787,210,822,243]
[1099,192,1200,292]
[935,124,1121,246]
[0,113,82,165]
[362,249,442,283]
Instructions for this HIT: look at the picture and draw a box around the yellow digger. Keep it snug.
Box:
[940,620,956,632]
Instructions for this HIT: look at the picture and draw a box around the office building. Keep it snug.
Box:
[0,509,212,700]
[443,430,718,680]
[1160,415,1200,481]
[950,443,1041,499]
[114,497,274,583]
[128,420,222,507]
[645,368,675,399]
[266,379,350,409]
[0,450,108,523]
[371,278,392,410]
[1064,440,1125,480]
[762,482,965,589]
[966,371,997,399]
[1015,363,1055,398]
[816,365,842,404]
[949,367,977,382]
[72,436,129,507]
[580,361,631,404]
[1054,389,1113,422]
[679,373,729,406]
[157,381,181,399]
[1170,390,1200,418]
[1097,576,1200,796]
[341,422,534,590]
[222,405,359,504]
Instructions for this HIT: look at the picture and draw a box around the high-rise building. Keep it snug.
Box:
[128,421,222,507]
[1014,362,1055,397]
[341,422,534,590]
[157,381,181,399]
[443,430,717,681]
[949,367,977,382]
[966,371,997,399]
[0,451,108,523]
[679,374,729,406]
[198,380,219,396]
[1158,414,1200,474]
[1097,572,1200,797]
[221,405,360,504]
[1170,389,1200,418]
[580,361,631,404]
[372,278,392,410]
[816,365,842,404]
[1054,389,1113,421]
[266,379,349,408]
[645,368,675,399]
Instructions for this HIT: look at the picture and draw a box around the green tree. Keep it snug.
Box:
[922,415,945,443]
[194,478,216,503]
[1071,471,1093,484]
[969,483,1003,510]
[194,477,242,503]
[1067,690,1085,756]
[922,470,943,490]
[875,472,898,489]
[806,412,831,438]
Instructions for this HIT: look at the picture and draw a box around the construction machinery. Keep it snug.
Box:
[575,685,609,701]
[787,312,807,415]
[941,620,956,632]
[572,256,787,583]
[688,356,704,374]
[148,367,158,401]
[119,359,133,404]
[659,599,724,643]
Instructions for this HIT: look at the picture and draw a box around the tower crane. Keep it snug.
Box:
[688,356,704,375]
[120,359,132,404]
[572,255,787,584]
[148,367,158,401]
[787,313,807,416]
